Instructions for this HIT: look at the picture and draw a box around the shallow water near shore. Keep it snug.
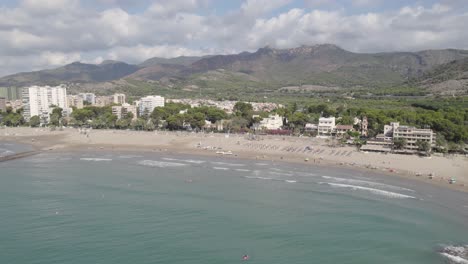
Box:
[1,148,467,264]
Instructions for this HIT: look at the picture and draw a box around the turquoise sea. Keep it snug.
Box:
[0,144,467,264]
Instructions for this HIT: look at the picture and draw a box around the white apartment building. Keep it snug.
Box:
[113,93,126,105]
[253,114,283,130]
[22,85,69,121]
[78,93,96,105]
[112,103,138,120]
[318,117,336,136]
[67,95,84,109]
[138,96,165,116]
[390,122,435,151]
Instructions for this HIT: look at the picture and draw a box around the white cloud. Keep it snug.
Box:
[0,0,467,77]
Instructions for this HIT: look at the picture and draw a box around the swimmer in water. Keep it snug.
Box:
[242,255,249,261]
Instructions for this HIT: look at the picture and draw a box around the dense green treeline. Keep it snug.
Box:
[1,99,467,146]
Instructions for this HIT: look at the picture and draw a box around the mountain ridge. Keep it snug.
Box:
[1,44,468,91]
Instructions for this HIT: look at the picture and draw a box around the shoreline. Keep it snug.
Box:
[1,127,467,193]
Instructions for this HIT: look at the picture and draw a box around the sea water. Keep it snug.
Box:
[0,148,467,264]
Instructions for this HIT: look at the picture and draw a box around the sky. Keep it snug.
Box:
[1,0,467,77]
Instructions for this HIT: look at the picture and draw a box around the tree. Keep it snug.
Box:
[166,114,185,130]
[393,138,407,150]
[288,112,308,131]
[415,140,431,154]
[233,102,253,118]
[29,116,40,127]
[131,118,146,130]
[188,112,205,130]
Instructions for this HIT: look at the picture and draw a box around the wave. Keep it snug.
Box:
[439,245,468,264]
[212,167,230,170]
[80,158,113,162]
[119,155,143,159]
[284,180,297,183]
[162,157,205,164]
[235,169,251,172]
[244,176,273,180]
[255,163,269,166]
[269,171,294,177]
[138,160,187,168]
[0,150,15,157]
[321,176,414,192]
[320,182,416,199]
[211,161,245,167]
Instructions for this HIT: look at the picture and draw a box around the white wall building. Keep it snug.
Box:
[388,122,436,151]
[22,85,69,121]
[113,93,126,105]
[138,96,165,116]
[318,117,336,136]
[253,114,283,130]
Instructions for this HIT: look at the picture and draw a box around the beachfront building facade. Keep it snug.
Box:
[382,122,436,151]
[22,85,69,121]
[112,103,138,120]
[113,93,126,105]
[393,125,436,151]
[335,125,354,137]
[139,95,165,116]
[318,117,336,136]
[252,114,284,130]
[78,93,96,105]
[67,95,84,109]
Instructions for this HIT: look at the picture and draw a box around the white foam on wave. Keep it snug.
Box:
[244,176,273,180]
[0,150,15,157]
[320,182,416,199]
[138,160,187,168]
[255,163,269,166]
[80,158,113,162]
[235,169,251,172]
[440,253,468,264]
[269,171,294,177]
[284,180,297,183]
[211,161,245,167]
[119,155,143,159]
[321,176,414,192]
[213,167,230,170]
[439,245,468,264]
[162,157,205,164]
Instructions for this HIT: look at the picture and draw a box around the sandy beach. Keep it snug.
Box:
[2,127,467,192]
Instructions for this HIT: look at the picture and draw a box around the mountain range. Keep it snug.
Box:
[1,44,467,95]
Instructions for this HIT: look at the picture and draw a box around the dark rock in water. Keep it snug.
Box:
[438,245,468,264]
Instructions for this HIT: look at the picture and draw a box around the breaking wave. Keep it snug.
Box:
[212,167,230,170]
[244,176,273,180]
[163,157,205,164]
[321,176,414,192]
[320,182,416,199]
[269,171,294,177]
[80,158,113,162]
[235,169,251,172]
[438,245,468,264]
[138,160,187,168]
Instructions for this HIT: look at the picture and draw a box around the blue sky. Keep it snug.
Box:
[0,0,467,76]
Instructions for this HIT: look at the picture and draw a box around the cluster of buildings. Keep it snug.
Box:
[168,99,283,114]
[4,85,165,125]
